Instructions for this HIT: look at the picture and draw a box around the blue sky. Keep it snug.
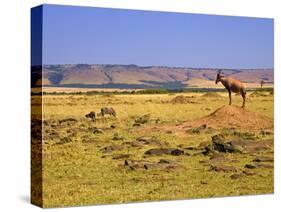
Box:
[40,4,274,69]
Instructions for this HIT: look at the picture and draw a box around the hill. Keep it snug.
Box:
[31,64,273,89]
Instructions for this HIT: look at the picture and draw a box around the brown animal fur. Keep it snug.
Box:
[215,70,246,108]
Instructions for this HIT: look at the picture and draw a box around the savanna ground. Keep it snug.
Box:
[31,89,274,208]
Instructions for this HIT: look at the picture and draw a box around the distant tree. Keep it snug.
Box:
[260,80,265,88]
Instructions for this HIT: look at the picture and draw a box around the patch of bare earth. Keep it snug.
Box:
[155,105,273,134]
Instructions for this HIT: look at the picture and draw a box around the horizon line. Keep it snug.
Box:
[36,63,274,70]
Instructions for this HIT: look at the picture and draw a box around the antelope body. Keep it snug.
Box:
[215,70,246,108]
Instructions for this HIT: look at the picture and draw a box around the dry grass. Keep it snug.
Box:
[31,90,274,208]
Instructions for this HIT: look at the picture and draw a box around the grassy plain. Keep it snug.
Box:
[31,90,274,208]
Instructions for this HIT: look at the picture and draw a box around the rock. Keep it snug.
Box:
[210,165,237,172]
[184,146,197,150]
[230,173,243,180]
[253,156,274,163]
[212,139,243,153]
[59,118,78,124]
[171,149,185,156]
[124,159,153,170]
[110,124,117,129]
[144,148,184,156]
[243,170,256,176]
[133,123,141,127]
[245,164,256,169]
[159,159,173,164]
[112,154,130,160]
[85,112,96,121]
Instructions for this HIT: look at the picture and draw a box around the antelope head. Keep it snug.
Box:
[215,70,224,84]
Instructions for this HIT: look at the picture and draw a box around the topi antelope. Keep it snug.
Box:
[215,70,246,108]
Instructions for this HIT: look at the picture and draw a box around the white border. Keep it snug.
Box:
[0,0,280,211]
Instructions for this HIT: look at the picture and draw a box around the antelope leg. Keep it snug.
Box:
[241,92,246,108]
[228,90,232,105]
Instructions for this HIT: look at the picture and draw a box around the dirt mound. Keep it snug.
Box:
[202,92,222,98]
[184,105,273,130]
[171,95,196,104]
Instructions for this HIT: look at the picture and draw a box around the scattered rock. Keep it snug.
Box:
[58,118,78,124]
[158,159,173,164]
[245,164,256,169]
[85,112,96,121]
[112,154,130,160]
[243,170,256,176]
[211,135,243,153]
[253,156,274,163]
[210,165,237,172]
[144,148,184,156]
